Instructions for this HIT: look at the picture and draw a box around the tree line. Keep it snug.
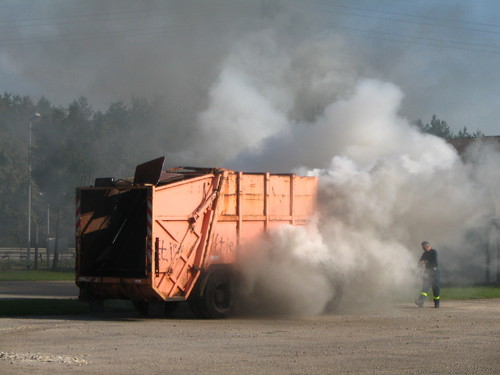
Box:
[0,92,183,249]
[0,91,485,251]
[413,114,483,139]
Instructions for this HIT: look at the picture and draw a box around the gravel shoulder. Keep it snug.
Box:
[1,299,499,375]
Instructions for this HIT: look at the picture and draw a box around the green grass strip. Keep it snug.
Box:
[441,286,500,300]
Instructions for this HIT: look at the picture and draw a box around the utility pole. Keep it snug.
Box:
[27,112,41,268]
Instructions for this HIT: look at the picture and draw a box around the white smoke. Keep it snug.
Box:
[236,223,334,316]
[190,30,358,166]
[196,31,291,163]
[198,30,499,316]
[4,1,497,314]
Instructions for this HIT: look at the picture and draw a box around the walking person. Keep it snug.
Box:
[415,241,440,308]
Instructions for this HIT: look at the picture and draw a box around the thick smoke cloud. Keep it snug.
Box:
[3,1,499,136]
[2,1,257,110]
[3,1,499,314]
[196,29,499,315]
[5,0,500,139]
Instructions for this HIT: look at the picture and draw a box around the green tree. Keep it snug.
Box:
[0,93,38,246]
[414,115,484,140]
[32,97,98,252]
[415,114,454,139]
[0,91,180,249]
[456,126,484,138]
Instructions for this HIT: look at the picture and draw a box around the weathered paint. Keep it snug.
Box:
[76,167,317,303]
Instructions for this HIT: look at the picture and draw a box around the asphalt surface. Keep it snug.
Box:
[0,281,499,374]
[0,280,79,299]
[1,299,499,375]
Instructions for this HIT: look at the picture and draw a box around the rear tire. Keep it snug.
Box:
[197,270,234,319]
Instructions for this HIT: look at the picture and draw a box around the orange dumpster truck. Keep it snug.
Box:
[76,157,338,318]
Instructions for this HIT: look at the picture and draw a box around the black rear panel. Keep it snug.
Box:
[79,188,148,278]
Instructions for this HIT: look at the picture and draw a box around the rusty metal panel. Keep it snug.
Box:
[209,222,238,263]
[240,174,265,216]
[151,174,219,300]
[133,156,165,185]
[292,176,318,223]
[268,174,292,217]
[220,173,238,216]
[76,161,318,304]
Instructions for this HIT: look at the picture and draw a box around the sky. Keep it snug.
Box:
[1,0,499,136]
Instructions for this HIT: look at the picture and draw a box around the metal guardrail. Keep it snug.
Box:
[0,247,75,270]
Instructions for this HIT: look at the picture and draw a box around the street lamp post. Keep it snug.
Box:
[27,112,41,267]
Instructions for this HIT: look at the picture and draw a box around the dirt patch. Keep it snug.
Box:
[0,299,499,375]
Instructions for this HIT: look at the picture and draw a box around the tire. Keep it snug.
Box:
[197,270,234,319]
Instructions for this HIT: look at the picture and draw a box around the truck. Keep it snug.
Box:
[76,157,341,318]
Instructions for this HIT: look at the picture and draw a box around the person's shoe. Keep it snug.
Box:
[434,300,440,308]
[415,299,424,308]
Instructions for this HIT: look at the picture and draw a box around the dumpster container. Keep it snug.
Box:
[76,157,320,317]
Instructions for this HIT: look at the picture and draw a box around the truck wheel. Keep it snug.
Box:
[198,270,233,318]
[323,279,343,314]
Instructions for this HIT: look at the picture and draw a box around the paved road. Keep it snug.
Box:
[0,280,79,299]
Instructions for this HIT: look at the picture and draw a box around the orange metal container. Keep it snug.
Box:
[76,158,318,317]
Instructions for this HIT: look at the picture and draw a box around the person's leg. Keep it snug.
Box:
[415,273,431,307]
[432,270,440,308]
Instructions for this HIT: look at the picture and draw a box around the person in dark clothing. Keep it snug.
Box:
[415,241,440,308]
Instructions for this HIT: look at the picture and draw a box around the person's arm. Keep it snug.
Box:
[418,252,426,266]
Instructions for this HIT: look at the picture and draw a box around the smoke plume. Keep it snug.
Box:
[3,1,499,314]
[196,29,499,315]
